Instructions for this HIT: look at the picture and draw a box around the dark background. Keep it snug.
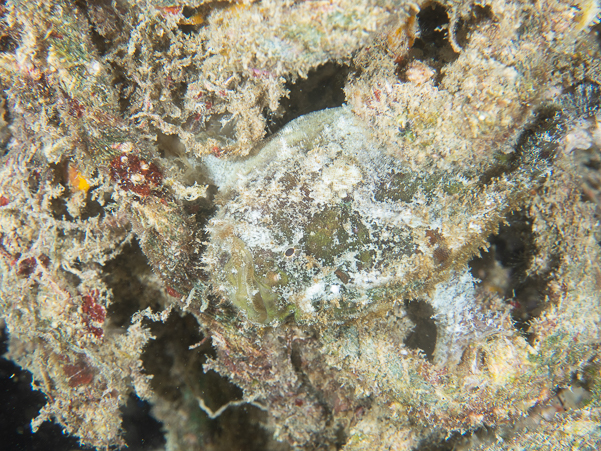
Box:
[0,327,165,451]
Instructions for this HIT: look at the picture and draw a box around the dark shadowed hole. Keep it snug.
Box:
[396,426,458,450]
[414,2,457,62]
[0,33,17,53]
[79,193,105,220]
[396,2,458,84]
[428,429,493,451]
[155,130,217,235]
[0,94,11,155]
[142,312,287,450]
[177,23,198,34]
[142,313,242,412]
[0,14,18,54]
[413,435,457,451]
[469,211,557,337]
[111,62,138,116]
[399,2,493,84]
[334,425,348,450]
[73,0,114,56]
[157,131,187,159]
[0,0,17,54]
[266,62,349,136]
[103,240,164,328]
[46,161,104,221]
[179,2,232,34]
[48,161,73,221]
[170,81,188,113]
[86,19,110,56]
[207,404,291,451]
[121,394,165,450]
[403,300,437,361]
[0,327,93,451]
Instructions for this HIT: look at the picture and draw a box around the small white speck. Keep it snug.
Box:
[88,60,101,75]
[330,285,340,294]
[468,222,482,232]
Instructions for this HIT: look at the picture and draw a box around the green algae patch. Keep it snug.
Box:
[303,206,370,265]
[224,237,294,324]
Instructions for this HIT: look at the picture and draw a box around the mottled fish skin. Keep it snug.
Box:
[203,106,552,325]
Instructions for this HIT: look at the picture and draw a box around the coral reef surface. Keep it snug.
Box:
[1,0,601,450]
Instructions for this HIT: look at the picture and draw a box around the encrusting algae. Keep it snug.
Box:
[1,0,601,450]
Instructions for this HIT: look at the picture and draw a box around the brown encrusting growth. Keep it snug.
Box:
[110,154,163,197]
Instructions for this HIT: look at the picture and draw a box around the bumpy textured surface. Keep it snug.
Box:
[203,105,543,331]
[1,0,601,450]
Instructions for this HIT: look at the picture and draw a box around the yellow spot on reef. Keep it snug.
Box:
[68,165,91,192]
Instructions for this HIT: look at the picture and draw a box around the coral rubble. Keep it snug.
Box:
[1,0,601,449]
